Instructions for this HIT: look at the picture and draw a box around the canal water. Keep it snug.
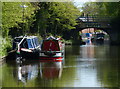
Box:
[1,42,120,88]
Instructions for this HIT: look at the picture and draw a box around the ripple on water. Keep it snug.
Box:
[80,45,98,47]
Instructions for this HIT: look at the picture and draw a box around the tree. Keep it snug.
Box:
[32,2,81,38]
[2,2,38,37]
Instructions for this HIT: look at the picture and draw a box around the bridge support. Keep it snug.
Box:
[110,32,120,45]
[71,29,84,45]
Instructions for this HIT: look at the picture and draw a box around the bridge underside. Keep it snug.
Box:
[75,15,120,45]
[71,27,120,45]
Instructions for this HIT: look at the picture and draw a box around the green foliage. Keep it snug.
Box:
[2,2,38,37]
[81,2,120,32]
[0,37,12,57]
[1,2,39,57]
[1,2,81,57]
[2,2,80,38]
[82,2,120,17]
[82,2,100,15]
[33,2,80,36]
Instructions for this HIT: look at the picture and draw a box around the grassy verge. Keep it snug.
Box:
[0,36,12,59]
[64,40,72,45]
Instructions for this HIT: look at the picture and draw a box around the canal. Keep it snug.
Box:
[1,43,120,88]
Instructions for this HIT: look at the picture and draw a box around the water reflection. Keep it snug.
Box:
[65,45,120,87]
[16,61,63,83]
[80,45,95,60]
[2,45,120,88]
[40,62,63,79]
[16,63,38,85]
[75,45,100,87]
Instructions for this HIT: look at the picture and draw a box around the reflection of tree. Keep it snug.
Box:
[96,46,119,87]
[0,67,2,87]
[2,64,22,87]
[94,45,109,59]
[65,45,80,57]
[2,61,39,87]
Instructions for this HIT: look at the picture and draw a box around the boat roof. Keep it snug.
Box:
[14,36,38,39]
[44,36,62,41]
[46,36,56,40]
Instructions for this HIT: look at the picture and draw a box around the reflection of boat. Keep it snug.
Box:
[12,36,40,60]
[40,62,63,79]
[17,64,38,84]
[39,36,65,62]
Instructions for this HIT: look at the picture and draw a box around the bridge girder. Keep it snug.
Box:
[77,15,112,29]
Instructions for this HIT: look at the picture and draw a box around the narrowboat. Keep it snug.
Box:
[39,36,65,62]
[96,33,104,42]
[12,36,40,60]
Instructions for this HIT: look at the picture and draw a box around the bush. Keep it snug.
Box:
[0,37,12,58]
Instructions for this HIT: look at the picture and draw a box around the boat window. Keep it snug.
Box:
[31,39,35,48]
[33,38,37,48]
[27,39,34,49]
[32,39,36,48]
[34,38,39,47]
[23,40,28,48]
[12,42,17,50]
[19,39,28,48]
[42,40,60,51]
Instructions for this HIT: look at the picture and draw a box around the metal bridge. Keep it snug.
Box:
[77,15,112,29]
[71,15,120,45]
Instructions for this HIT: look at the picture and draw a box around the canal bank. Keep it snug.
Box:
[0,49,16,66]
[0,36,12,64]
[0,57,6,66]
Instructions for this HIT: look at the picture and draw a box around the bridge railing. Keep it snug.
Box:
[77,15,112,28]
[78,22,111,28]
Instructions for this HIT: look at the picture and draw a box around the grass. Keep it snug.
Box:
[0,36,12,59]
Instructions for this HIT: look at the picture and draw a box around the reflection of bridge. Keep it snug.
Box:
[71,15,120,45]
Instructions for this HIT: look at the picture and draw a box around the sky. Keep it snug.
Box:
[73,0,120,7]
[73,0,96,7]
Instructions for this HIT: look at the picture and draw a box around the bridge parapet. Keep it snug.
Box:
[77,15,112,28]
[80,22,111,28]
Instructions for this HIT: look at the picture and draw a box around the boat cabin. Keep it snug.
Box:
[13,36,40,50]
[41,37,64,52]
[13,36,40,60]
[39,36,65,61]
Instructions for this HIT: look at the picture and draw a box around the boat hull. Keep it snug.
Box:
[39,57,63,62]
[17,50,39,59]
[39,51,64,62]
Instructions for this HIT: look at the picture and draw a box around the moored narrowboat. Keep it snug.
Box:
[39,36,65,62]
[13,36,40,60]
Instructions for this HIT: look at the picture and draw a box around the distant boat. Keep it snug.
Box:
[39,36,65,62]
[12,36,40,60]
[96,33,104,42]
